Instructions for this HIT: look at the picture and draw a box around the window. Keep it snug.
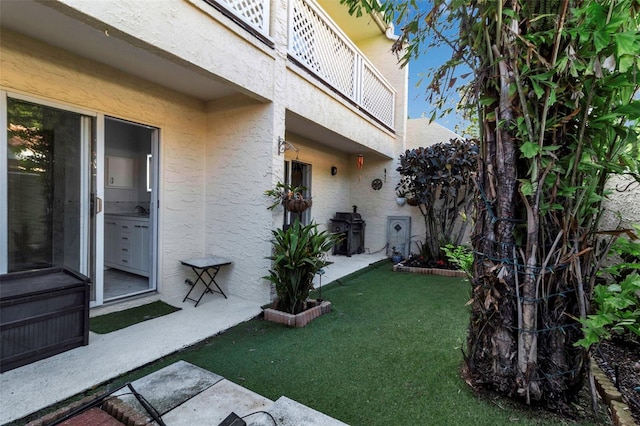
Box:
[284,160,311,227]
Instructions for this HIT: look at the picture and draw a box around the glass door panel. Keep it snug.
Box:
[284,160,311,227]
[6,98,87,273]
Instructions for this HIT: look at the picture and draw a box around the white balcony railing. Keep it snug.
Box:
[288,0,396,129]
[216,0,270,35]
[211,0,395,129]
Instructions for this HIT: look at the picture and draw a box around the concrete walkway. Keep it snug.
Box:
[0,253,386,425]
[108,360,348,425]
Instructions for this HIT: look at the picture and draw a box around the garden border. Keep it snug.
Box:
[393,264,467,278]
[591,359,636,426]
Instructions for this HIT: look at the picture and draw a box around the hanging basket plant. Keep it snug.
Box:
[265,181,312,213]
[283,194,312,213]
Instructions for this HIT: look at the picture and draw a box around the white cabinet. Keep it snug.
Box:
[104,219,119,266]
[106,156,134,188]
[131,221,150,274]
[104,215,149,277]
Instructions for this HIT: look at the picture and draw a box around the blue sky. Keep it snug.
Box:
[406,46,464,130]
[398,2,472,133]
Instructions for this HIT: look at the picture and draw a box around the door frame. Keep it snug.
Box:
[284,160,312,227]
[1,92,160,308]
[99,116,159,305]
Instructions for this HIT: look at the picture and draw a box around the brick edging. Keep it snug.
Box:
[264,300,332,327]
[591,360,636,426]
[392,265,467,278]
[25,394,99,426]
[25,392,151,426]
[102,397,151,426]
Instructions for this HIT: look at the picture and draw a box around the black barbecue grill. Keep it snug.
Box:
[331,208,366,256]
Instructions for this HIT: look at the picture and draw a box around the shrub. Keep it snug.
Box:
[264,219,339,314]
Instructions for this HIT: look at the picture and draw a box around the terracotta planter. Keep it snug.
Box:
[263,300,332,327]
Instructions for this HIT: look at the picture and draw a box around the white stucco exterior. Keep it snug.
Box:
[0,0,410,307]
[600,175,640,231]
[2,0,636,310]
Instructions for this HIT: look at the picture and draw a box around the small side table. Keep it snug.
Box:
[181,256,232,307]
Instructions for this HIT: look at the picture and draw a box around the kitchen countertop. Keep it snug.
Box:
[105,213,150,219]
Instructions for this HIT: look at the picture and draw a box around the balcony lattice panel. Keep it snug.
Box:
[290,0,356,98]
[289,0,395,129]
[362,63,395,127]
[218,0,269,34]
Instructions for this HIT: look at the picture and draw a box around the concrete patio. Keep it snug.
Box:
[0,253,386,425]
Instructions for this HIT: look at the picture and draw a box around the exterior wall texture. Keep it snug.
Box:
[55,0,276,102]
[204,96,276,303]
[1,0,411,306]
[1,30,210,298]
[601,176,640,231]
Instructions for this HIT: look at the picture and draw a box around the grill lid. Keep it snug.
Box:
[332,212,364,223]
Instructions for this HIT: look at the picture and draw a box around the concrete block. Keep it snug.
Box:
[112,360,223,417]
[248,396,347,426]
[161,379,273,425]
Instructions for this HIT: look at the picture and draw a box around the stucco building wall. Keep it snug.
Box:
[1,29,212,296]
[204,96,276,303]
[1,0,414,306]
[601,176,640,231]
[53,0,276,102]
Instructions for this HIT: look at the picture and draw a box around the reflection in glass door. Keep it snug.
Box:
[5,97,90,274]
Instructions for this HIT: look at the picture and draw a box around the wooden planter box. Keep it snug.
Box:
[0,267,90,372]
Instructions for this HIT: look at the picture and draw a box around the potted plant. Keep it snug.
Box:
[395,177,411,206]
[391,246,404,264]
[265,181,312,213]
[263,219,340,326]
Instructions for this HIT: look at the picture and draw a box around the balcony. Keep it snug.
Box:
[211,0,270,36]
[214,0,396,130]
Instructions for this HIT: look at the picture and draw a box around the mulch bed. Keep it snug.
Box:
[592,337,640,424]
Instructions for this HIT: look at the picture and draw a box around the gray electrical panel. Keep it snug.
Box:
[386,216,411,258]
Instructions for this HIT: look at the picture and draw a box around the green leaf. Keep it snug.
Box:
[531,79,544,99]
[520,141,541,159]
[520,179,533,196]
[619,55,635,73]
[479,96,496,106]
[615,32,638,56]
[594,30,610,53]
[548,89,556,106]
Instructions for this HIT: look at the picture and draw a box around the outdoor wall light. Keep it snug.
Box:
[331,166,338,176]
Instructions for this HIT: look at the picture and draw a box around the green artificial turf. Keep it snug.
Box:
[90,300,181,334]
[66,262,605,425]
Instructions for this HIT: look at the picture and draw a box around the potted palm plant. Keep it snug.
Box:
[263,219,340,326]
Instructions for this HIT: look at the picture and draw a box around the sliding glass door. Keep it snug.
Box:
[5,97,91,274]
[3,94,159,306]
